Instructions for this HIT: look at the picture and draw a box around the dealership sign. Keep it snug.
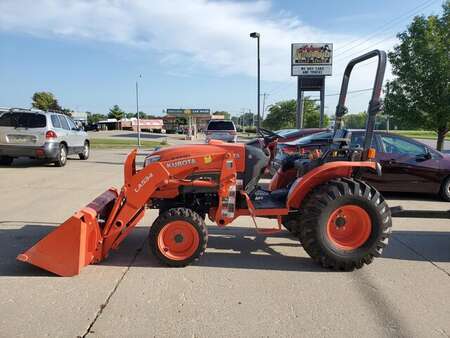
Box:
[291,43,333,76]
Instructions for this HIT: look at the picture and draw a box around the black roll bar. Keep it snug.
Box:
[333,50,387,158]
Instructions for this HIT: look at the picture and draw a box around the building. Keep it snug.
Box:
[71,111,88,124]
[121,118,164,132]
[163,109,211,136]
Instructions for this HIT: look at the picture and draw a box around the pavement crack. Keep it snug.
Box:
[80,239,146,338]
[392,235,450,278]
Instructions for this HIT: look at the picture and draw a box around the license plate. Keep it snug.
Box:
[7,135,35,144]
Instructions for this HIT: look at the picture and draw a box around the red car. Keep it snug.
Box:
[272,129,450,201]
[275,128,329,142]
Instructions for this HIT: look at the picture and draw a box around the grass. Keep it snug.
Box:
[390,130,450,140]
[90,138,166,149]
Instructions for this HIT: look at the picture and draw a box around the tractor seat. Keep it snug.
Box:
[249,187,289,209]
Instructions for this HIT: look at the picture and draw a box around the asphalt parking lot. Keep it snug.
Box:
[1,149,449,337]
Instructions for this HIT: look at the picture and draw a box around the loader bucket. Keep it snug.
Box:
[17,189,118,276]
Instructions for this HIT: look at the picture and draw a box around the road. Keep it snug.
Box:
[0,150,449,337]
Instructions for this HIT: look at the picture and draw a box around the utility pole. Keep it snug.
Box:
[250,32,261,132]
[136,74,142,147]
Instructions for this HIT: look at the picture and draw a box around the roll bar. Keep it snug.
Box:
[333,50,387,156]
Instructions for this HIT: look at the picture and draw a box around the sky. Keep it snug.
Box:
[0,0,445,118]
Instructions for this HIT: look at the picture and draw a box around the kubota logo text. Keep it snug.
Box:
[134,173,154,193]
[166,158,197,169]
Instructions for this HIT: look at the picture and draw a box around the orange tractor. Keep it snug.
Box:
[17,50,392,276]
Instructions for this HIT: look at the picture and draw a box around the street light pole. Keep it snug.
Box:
[250,32,260,132]
[136,75,142,147]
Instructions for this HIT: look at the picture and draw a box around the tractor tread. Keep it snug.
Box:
[294,178,392,271]
[149,207,208,267]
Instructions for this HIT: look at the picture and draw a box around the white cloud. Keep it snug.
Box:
[0,0,397,113]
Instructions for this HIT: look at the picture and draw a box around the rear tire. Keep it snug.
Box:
[54,144,67,167]
[79,141,90,160]
[440,177,450,202]
[295,178,391,271]
[149,208,207,267]
[0,156,13,166]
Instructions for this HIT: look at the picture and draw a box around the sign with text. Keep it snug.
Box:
[166,109,211,116]
[291,43,333,76]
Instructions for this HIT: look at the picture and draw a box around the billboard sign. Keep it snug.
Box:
[166,109,211,116]
[291,43,333,76]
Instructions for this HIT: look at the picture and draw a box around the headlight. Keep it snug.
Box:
[144,155,160,166]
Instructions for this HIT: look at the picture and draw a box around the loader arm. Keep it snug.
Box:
[17,149,231,276]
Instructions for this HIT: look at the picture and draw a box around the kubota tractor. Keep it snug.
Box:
[17,50,392,276]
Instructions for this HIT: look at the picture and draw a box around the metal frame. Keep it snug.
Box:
[333,49,387,157]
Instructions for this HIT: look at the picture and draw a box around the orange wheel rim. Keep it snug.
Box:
[326,205,372,250]
[157,221,200,261]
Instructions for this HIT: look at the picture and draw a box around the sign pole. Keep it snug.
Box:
[296,77,304,129]
[319,79,325,128]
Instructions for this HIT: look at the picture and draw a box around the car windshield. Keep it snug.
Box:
[288,131,333,145]
[275,129,297,137]
[0,112,46,128]
[207,121,235,131]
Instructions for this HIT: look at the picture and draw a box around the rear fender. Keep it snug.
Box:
[287,161,379,209]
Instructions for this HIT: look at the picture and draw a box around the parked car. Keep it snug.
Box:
[272,129,450,201]
[83,123,100,131]
[275,128,329,142]
[0,108,90,167]
[206,120,237,143]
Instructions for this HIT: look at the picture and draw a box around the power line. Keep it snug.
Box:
[333,0,439,61]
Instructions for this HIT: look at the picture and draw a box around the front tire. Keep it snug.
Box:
[440,177,450,202]
[296,178,391,271]
[54,144,67,167]
[149,208,207,267]
[79,141,90,160]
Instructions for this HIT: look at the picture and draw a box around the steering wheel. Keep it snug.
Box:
[258,127,282,144]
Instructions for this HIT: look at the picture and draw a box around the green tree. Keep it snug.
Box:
[31,92,62,111]
[87,112,106,124]
[384,1,450,150]
[213,111,231,120]
[262,98,326,130]
[108,105,125,120]
[303,101,330,128]
[343,112,368,129]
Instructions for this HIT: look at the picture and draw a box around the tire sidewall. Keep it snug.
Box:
[441,177,450,201]
[80,141,90,160]
[56,144,67,167]
[316,194,384,260]
[150,209,207,266]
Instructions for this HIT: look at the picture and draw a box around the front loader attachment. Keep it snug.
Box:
[17,189,118,277]
[17,149,169,276]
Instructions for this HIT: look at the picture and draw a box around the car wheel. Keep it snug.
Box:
[55,144,67,167]
[440,177,450,202]
[79,141,90,160]
[0,156,14,166]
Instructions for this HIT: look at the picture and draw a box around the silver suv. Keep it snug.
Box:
[0,108,90,167]
[205,120,237,143]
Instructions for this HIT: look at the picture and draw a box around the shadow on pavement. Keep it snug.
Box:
[2,224,449,277]
[383,191,443,202]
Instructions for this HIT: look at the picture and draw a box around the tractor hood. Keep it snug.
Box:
[144,141,246,172]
